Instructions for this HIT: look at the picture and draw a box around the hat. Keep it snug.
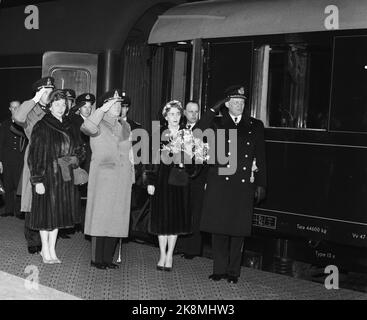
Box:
[120,92,131,107]
[224,84,247,100]
[98,89,125,108]
[32,76,55,92]
[76,93,96,106]
[63,89,76,100]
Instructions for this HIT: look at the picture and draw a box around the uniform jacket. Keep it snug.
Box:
[0,118,26,166]
[69,113,92,172]
[13,100,48,212]
[81,109,135,237]
[195,109,266,237]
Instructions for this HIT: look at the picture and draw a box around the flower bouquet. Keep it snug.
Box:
[161,129,210,165]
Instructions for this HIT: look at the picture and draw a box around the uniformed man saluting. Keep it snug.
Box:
[195,85,267,284]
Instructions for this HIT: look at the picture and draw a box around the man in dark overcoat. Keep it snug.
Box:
[69,93,95,173]
[119,93,144,209]
[177,101,207,259]
[68,93,95,232]
[195,85,267,284]
[0,101,27,217]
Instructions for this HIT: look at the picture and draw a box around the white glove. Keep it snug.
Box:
[100,99,117,113]
[32,87,48,104]
[147,185,155,195]
[0,161,3,174]
[35,183,45,195]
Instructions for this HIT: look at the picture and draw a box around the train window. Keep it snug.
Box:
[330,36,367,133]
[171,47,192,104]
[50,68,91,96]
[252,37,332,130]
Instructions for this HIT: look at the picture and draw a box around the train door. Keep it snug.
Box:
[165,43,193,107]
[42,51,98,101]
[202,41,253,112]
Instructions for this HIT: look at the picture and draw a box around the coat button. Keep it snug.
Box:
[228,152,231,156]
[245,154,248,158]
[225,177,229,181]
[247,142,250,145]
[243,167,246,170]
[228,139,231,143]
[249,131,252,134]
[242,179,245,183]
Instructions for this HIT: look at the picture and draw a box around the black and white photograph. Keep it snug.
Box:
[0,0,367,304]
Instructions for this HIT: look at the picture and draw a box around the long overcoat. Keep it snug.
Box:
[27,113,83,230]
[82,110,135,238]
[195,109,266,237]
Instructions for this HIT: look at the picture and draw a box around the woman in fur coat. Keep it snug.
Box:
[28,90,85,264]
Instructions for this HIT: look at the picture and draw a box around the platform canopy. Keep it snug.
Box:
[148,0,367,44]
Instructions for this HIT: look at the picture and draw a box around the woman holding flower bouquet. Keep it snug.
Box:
[146,100,206,271]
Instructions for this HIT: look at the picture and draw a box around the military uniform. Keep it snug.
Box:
[195,86,266,282]
[69,93,96,173]
[119,93,144,209]
[63,89,76,116]
[0,119,26,216]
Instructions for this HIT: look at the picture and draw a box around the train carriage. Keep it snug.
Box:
[1,0,367,272]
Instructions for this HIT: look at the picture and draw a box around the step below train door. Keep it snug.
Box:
[42,51,98,107]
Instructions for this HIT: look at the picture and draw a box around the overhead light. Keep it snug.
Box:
[364,65,367,69]
[178,41,187,45]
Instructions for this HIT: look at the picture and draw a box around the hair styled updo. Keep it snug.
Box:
[161,100,183,117]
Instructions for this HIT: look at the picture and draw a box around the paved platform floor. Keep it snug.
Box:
[0,271,80,300]
[1,217,367,300]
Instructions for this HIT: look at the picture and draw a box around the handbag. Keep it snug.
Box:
[168,167,189,186]
[73,167,89,185]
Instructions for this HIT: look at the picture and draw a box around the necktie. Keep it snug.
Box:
[234,117,238,125]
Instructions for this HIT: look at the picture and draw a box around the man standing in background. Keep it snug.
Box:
[0,101,26,218]
[177,101,207,259]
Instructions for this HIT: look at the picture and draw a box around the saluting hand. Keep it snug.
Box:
[147,185,155,195]
[210,97,230,113]
[32,87,49,104]
[100,99,117,113]
[35,183,45,195]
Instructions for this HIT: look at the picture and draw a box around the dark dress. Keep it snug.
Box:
[28,113,84,230]
[148,126,192,235]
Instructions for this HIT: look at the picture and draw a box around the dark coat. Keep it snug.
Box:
[0,118,26,166]
[27,113,84,230]
[69,114,91,172]
[195,109,266,237]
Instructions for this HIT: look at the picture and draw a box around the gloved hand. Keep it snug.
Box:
[32,87,49,104]
[254,186,266,204]
[100,99,117,113]
[210,97,230,113]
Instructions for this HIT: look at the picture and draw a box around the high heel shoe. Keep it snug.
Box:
[40,251,53,264]
[156,265,165,271]
[164,258,173,271]
[52,258,62,264]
